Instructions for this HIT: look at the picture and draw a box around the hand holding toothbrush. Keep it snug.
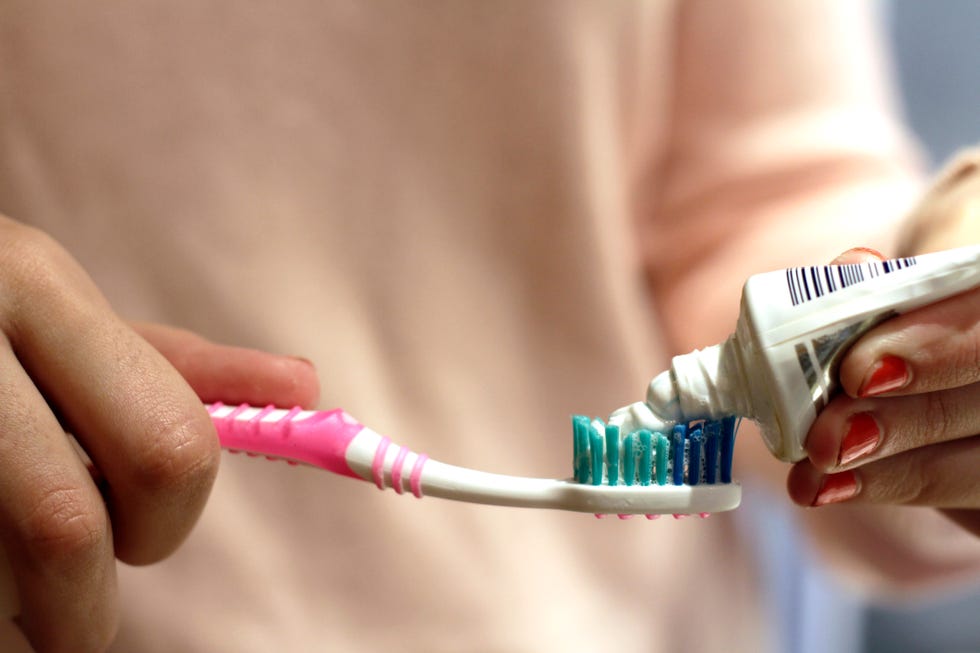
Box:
[0,215,319,652]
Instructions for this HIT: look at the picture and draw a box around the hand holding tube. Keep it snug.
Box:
[789,250,980,535]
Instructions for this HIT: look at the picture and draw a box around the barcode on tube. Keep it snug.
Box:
[786,257,917,306]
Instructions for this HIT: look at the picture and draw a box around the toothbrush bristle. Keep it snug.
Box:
[572,415,738,487]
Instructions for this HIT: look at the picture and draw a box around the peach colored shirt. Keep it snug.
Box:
[0,2,964,651]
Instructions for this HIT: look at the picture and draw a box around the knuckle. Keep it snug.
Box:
[922,391,960,439]
[128,405,220,497]
[18,481,106,564]
[961,332,980,380]
[881,445,948,507]
[903,455,942,506]
[873,455,926,506]
[0,222,89,334]
[901,466,931,505]
[935,329,980,389]
[0,222,68,291]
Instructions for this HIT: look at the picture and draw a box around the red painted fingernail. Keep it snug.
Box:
[859,355,909,397]
[839,413,880,466]
[812,470,859,506]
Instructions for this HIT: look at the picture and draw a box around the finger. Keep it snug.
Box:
[838,286,980,398]
[0,225,220,566]
[830,247,886,265]
[0,343,117,651]
[132,322,321,409]
[805,382,980,471]
[789,437,980,509]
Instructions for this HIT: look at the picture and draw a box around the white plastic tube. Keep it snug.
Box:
[611,245,980,462]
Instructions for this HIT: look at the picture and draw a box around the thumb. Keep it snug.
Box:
[830,246,886,265]
[130,322,321,409]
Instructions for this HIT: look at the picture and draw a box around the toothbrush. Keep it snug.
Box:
[0,403,740,617]
[208,403,741,517]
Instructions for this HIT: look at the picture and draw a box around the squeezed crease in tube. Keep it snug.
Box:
[609,245,980,462]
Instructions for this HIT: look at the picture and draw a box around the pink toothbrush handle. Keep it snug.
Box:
[206,403,363,479]
[0,403,402,618]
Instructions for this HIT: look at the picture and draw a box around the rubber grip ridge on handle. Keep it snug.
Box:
[207,403,363,479]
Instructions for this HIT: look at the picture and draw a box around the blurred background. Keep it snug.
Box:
[889,0,980,169]
[765,3,980,652]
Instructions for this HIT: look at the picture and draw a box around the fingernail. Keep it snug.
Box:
[290,356,315,367]
[851,247,885,259]
[839,413,880,466]
[831,247,885,264]
[812,470,860,506]
[859,355,909,397]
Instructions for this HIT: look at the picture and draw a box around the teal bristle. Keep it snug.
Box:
[570,415,739,487]
[605,424,620,485]
[639,430,653,486]
[622,432,636,486]
[589,425,604,486]
[572,416,591,483]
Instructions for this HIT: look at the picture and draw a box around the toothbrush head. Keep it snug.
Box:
[571,414,740,517]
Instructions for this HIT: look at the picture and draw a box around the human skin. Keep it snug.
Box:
[0,215,320,652]
[789,276,980,533]
[790,157,980,536]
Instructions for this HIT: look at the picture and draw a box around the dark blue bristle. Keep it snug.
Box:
[589,425,604,486]
[671,424,687,485]
[655,432,668,485]
[572,416,591,483]
[704,420,720,484]
[622,432,636,486]
[720,416,737,483]
[605,424,620,485]
[639,430,653,486]
[687,426,703,485]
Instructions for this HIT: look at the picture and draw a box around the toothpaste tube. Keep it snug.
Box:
[610,245,980,461]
